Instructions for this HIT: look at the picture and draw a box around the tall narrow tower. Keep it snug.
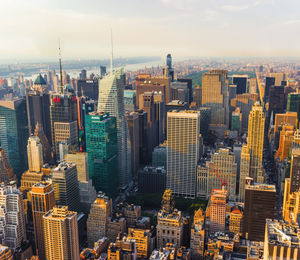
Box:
[247,102,265,181]
[27,136,43,172]
[97,69,131,187]
[30,182,55,260]
[43,205,79,260]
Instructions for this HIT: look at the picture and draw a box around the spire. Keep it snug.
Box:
[58,39,63,93]
[110,28,113,74]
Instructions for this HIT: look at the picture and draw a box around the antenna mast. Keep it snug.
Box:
[110,28,113,73]
[58,39,63,93]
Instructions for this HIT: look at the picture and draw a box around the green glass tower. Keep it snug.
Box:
[0,99,28,178]
[287,93,300,122]
[85,112,118,197]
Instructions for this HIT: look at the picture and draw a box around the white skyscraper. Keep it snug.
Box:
[97,68,131,187]
[166,110,200,198]
[0,182,26,251]
[27,136,43,172]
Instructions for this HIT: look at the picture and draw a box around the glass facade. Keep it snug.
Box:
[85,112,118,197]
[0,99,28,178]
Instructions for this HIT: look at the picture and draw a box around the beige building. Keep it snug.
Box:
[30,182,55,260]
[65,152,97,213]
[43,206,79,260]
[156,190,183,249]
[209,189,227,234]
[264,219,300,260]
[196,164,208,198]
[229,207,243,235]
[54,121,78,156]
[239,145,250,202]
[247,102,265,182]
[190,208,205,259]
[249,78,257,94]
[27,136,43,173]
[206,148,237,201]
[87,193,112,247]
[202,70,228,125]
[128,228,153,258]
[166,110,200,198]
[52,162,81,212]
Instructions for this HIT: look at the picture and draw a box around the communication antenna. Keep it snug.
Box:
[110,28,113,73]
[58,39,63,93]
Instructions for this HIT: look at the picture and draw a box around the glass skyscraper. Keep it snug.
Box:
[0,99,28,177]
[97,69,131,187]
[85,112,118,197]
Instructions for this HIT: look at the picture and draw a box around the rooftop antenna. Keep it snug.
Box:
[58,39,63,93]
[110,28,113,74]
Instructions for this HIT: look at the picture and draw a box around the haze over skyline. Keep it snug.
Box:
[1,0,300,61]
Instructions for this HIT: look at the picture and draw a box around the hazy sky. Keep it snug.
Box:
[1,0,300,61]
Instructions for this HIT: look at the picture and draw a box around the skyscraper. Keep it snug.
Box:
[0,182,26,251]
[289,148,300,194]
[65,152,97,213]
[27,136,43,173]
[166,110,200,198]
[243,183,276,241]
[268,85,284,121]
[49,85,78,160]
[233,75,247,94]
[97,69,131,187]
[85,112,118,196]
[209,188,227,234]
[239,145,250,202]
[287,92,300,122]
[87,192,112,247]
[30,182,55,260]
[206,148,237,201]
[0,147,14,183]
[202,70,228,126]
[247,102,265,182]
[0,99,28,177]
[52,162,81,212]
[43,205,79,260]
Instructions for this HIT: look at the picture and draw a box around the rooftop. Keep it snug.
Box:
[246,183,276,192]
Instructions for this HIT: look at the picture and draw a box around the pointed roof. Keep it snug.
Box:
[34,74,46,85]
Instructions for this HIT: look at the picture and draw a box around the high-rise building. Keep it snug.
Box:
[127,228,153,259]
[206,149,237,201]
[33,123,52,164]
[126,112,140,179]
[0,148,14,183]
[49,85,78,160]
[233,75,247,94]
[264,219,300,259]
[229,207,243,235]
[243,183,276,241]
[156,190,183,249]
[264,77,275,103]
[27,74,51,143]
[238,145,250,202]
[52,162,81,212]
[65,152,97,213]
[202,70,228,126]
[136,74,170,106]
[97,68,131,187]
[85,112,118,196]
[30,182,55,260]
[287,92,300,122]
[76,79,99,100]
[170,82,189,103]
[27,136,43,173]
[268,85,284,121]
[247,102,265,182]
[190,208,205,259]
[138,166,166,193]
[275,125,294,162]
[282,178,300,223]
[0,99,28,177]
[107,235,137,259]
[43,206,79,260]
[177,78,193,105]
[166,111,200,198]
[153,91,166,144]
[193,85,202,107]
[274,112,298,133]
[289,148,300,194]
[269,72,286,86]
[87,192,112,247]
[0,183,26,251]
[209,189,227,234]
[124,90,136,112]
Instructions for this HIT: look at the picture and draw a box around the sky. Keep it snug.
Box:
[1,0,300,61]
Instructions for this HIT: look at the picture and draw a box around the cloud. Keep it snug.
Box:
[220,4,250,12]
